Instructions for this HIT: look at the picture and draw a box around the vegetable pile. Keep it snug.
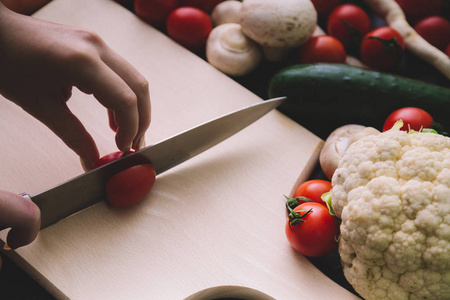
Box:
[113,0,450,83]
[109,1,450,298]
[268,63,450,139]
[286,124,450,299]
[331,127,450,299]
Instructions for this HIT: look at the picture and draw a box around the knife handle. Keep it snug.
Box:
[20,193,32,201]
[0,193,33,232]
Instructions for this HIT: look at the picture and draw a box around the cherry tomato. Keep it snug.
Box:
[93,151,156,207]
[93,150,135,169]
[383,107,434,132]
[299,35,346,64]
[360,26,405,70]
[134,0,179,29]
[178,0,223,14]
[446,44,450,57]
[310,0,342,18]
[106,164,156,207]
[166,7,212,52]
[294,179,332,206]
[327,4,371,49]
[414,16,450,51]
[285,203,340,257]
[394,0,443,25]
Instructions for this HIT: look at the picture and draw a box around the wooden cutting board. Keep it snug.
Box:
[0,1,358,299]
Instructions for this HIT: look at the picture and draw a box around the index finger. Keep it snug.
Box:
[75,58,141,151]
[99,47,151,150]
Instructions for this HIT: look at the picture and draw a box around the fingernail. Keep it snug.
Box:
[136,136,146,150]
[3,243,11,251]
[80,157,92,172]
[121,145,131,157]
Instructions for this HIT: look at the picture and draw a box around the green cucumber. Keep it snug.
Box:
[268,63,450,139]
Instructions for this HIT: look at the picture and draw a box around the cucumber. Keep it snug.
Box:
[268,63,450,139]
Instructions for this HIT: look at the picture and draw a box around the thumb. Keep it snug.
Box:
[0,190,41,249]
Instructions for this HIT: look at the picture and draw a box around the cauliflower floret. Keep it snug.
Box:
[332,130,450,300]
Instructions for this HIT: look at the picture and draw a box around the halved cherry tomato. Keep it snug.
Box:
[285,202,339,257]
[93,150,134,168]
[327,4,371,49]
[134,0,179,29]
[294,179,332,206]
[166,7,212,52]
[299,35,346,64]
[106,164,156,207]
[414,16,450,51]
[94,151,156,207]
[383,107,434,132]
[360,26,405,70]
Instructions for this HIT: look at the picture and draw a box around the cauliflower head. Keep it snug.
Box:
[331,130,450,300]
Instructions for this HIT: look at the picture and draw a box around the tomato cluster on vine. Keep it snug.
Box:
[284,179,340,258]
[306,0,450,70]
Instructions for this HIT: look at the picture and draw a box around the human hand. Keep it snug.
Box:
[0,4,151,170]
[0,190,40,268]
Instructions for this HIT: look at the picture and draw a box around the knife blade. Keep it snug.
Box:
[25,97,285,229]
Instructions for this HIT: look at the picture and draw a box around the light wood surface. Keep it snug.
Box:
[0,0,358,299]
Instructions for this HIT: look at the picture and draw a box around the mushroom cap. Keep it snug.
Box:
[206,23,262,76]
[211,0,243,27]
[240,0,317,48]
[320,125,380,180]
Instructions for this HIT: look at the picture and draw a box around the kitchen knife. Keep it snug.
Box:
[19,97,285,230]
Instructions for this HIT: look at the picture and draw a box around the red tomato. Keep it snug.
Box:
[285,203,340,257]
[395,0,443,25]
[446,44,450,57]
[299,35,346,64]
[178,0,223,13]
[166,7,212,52]
[383,107,434,132]
[134,0,179,29]
[93,150,135,168]
[106,164,156,207]
[414,16,450,51]
[327,4,371,49]
[360,26,405,70]
[294,179,332,206]
[310,0,342,17]
[93,151,156,207]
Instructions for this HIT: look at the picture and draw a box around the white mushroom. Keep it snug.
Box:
[211,0,243,27]
[239,0,317,61]
[206,23,262,76]
[320,125,380,180]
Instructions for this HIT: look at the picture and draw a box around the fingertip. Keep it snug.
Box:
[133,135,146,150]
[6,200,41,249]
